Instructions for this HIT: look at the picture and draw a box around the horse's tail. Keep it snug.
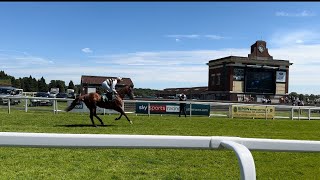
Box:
[65,96,83,112]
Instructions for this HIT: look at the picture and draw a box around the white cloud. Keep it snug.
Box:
[269,30,320,47]
[165,34,228,41]
[89,48,248,67]
[275,10,316,17]
[204,35,226,40]
[4,35,320,93]
[82,48,93,53]
[0,50,54,68]
[165,34,200,39]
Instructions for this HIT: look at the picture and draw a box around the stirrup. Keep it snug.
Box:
[112,94,116,100]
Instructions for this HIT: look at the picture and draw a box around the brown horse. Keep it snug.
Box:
[65,85,134,127]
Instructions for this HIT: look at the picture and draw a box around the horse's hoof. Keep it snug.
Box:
[115,118,120,121]
[129,121,133,124]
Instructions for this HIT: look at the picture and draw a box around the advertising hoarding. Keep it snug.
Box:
[136,102,210,116]
[67,100,118,114]
[231,105,275,119]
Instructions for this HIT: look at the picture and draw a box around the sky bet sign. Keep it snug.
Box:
[136,102,210,116]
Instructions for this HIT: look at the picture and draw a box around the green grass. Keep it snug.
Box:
[0,109,320,179]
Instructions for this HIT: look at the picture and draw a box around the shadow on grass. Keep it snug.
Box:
[55,124,115,127]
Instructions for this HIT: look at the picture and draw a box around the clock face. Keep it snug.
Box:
[258,45,265,53]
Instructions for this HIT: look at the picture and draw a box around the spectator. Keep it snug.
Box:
[179,93,187,117]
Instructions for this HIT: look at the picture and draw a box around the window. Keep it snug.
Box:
[211,74,215,85]
[233,68,244,81]
[216,73,221,85]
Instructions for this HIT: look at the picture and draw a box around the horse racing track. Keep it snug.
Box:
[0,109,319,179]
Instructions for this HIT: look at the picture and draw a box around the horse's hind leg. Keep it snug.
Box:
[114,106,132,124]
[115,114,122,120]
[89,109,97,127]
[93,109,105,126]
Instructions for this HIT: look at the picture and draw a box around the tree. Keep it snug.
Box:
[74,84,82,94]
[30,76,38,92]
[134,88,160,97]
[0,70,12,86]
[0,70,8,78]
[67,80,75,90]
[56,80,66,93]
[49,80,66,93]
[298,94,305,101]
[309,94,315,101]
[48,80,57,91]
[289,92,298,99]
[38,77,48,92]
[11,77,21,88]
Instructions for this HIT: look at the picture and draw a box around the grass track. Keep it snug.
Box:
[0,110,319,179]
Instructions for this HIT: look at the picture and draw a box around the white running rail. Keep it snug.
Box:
[1,132,320,180]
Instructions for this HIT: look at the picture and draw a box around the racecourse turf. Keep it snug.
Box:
[0,109,319,180]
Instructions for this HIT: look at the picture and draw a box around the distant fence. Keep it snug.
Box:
[1,132,320,180]
[3,96,320,120]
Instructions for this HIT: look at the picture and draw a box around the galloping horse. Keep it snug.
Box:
[65,85,134,127]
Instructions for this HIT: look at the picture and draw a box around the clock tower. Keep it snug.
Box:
[248,40,273,60]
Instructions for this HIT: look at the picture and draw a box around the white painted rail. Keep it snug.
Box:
[4,97,320,120]
[1,132,320,180]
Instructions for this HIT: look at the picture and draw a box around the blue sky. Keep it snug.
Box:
[1,2,320,94]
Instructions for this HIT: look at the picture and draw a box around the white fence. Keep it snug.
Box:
[1,132,320,180]
[2,97,320,179]
[4,96,320,120]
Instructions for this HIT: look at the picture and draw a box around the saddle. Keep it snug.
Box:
[101,92,116,102]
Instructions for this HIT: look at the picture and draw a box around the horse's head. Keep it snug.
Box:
[117,84,134,99]
[126,84,134,100]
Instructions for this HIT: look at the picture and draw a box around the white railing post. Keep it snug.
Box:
[229,104,233,118]
[148,103,150,117]
[291,108,294,120]
[25,98,28,112]
[308,108,311,120]
[265,106,267,120]
[56,100,58,114]
[7,98,10,114]
[53,100,56,114]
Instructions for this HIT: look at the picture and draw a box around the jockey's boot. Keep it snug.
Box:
[111,92,116,100]
[102,94,107,102]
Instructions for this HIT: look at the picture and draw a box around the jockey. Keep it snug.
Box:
[101,77,122,101]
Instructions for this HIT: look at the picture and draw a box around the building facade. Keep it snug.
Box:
[157,86,208,100]
[206,40,292,102]
[80,75,134,95]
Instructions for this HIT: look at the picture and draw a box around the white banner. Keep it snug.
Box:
[166,105,180,112]
[276,71,286,82]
